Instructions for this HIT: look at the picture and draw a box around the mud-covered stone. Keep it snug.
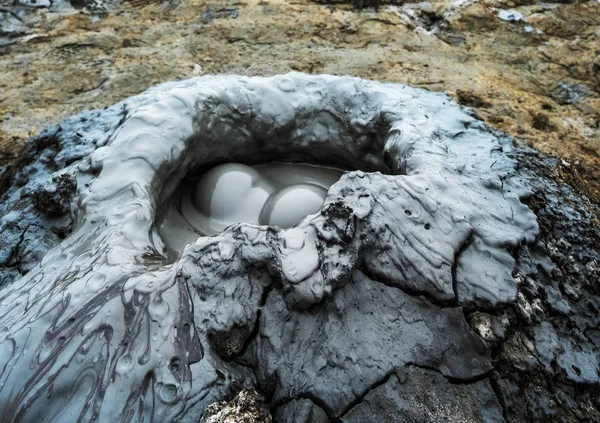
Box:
[489,148,600,422]
[29,172,76,216]
[252,270,491,417]
[200,388,271,423]
[273,399,330,423]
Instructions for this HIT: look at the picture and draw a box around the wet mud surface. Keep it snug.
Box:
[0,73,540,421]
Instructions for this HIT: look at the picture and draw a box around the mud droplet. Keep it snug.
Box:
[278,77,296,92]
[149,299,169,322]
[116,354,133,375]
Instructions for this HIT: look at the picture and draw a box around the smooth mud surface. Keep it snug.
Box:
[160,162,343,251]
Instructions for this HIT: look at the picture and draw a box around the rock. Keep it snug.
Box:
[200,6,239,24]
[534,322,600,385]
[17,0,51,8]
[498,10,524,22]
[551,83,591,105]
[544,285,570,315]
[200,388,271,423]
[469,311,511,343]
[490,148,600,421]
[29,172,76,216]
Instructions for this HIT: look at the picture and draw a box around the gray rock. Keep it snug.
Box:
[469,311,511,343]
[498,10,524,22]
[544,285,570,315]
[200,388,271,423]
[534,321,599,385]
[491,148,600,421]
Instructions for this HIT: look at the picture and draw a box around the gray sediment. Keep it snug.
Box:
[0,73,597,422]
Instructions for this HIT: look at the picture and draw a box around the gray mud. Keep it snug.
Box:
[0,73,597,422]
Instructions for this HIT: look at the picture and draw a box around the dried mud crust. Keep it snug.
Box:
[1,0,599,201]
[0,74,598,423]
[487,147,600,422]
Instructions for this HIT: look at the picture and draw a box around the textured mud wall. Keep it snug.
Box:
[0,73,597,422]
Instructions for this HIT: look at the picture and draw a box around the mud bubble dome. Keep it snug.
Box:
[159,162,343,252]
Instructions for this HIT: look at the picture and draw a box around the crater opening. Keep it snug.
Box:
[147,75,399,256]
[158,162,345,254]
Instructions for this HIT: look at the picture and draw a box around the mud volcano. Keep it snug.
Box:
[3,72,591,422]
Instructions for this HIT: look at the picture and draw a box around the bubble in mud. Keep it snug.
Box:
[189,163,274,232]
[159,383,179,404]
[167,162,342,247]
[260,184,327,228]
[148,299,169,322]
[116,354,133,375]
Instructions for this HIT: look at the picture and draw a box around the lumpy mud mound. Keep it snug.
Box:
[2,72,597,422]
[0,73,546,421]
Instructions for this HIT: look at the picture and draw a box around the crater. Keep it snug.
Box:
[158,162,344,253]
